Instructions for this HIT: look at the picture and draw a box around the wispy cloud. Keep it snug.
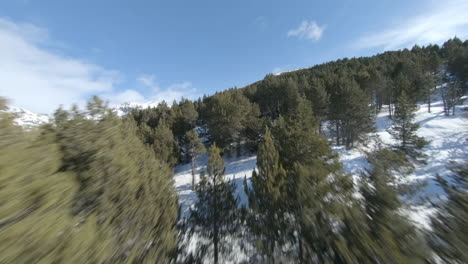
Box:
[111,76,197,107]
[136,74,159,90]
[0,17,119,113]
[0,17,198,113]
[288,20,325,41]
[354,0,468,50]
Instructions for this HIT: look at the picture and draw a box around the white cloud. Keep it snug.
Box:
[272,65,295,75]
[0,17,119,113]
[114,77,197,108]
[136,74,159,90]
[354,0,468,50]
[0,17,198,114]
[288,20,325,41]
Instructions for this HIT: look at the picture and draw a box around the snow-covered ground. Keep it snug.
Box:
[333,96,468,229]
[174,153,257,218]
[174,152,257,263]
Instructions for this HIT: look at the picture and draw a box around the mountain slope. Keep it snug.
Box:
[1,105,50,129]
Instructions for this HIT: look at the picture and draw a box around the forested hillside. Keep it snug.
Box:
[1,37,467,263]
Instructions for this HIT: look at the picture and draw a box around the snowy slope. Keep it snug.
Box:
[174,153,257,263]
[174,153,257,218]
[333,96,468,229]
[1,105,50,129]
[174,97,467,233]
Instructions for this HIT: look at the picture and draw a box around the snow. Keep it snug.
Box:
[1,105,50,129]
[174,152,257,218]
[174,95,467,243]
[333,96,468,230]
[174,152,257,263]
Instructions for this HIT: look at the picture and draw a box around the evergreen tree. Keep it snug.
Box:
[244,128,287,263]
[276,97,353,262]
[184,129,206,189]
[357,164,429,264]
[329,76,374,148]
[204,89,260,148]
[0,97,179,263]
[307,77,329,133]
[440,75,463,116]
[189,143,239,264]
[153,120,178,166]
[55,100,179,263]
[391,90,427,157]
[423,51,442,113]
[173,98,199,138]
[429,163,468,264]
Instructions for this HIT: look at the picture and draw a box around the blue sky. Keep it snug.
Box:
[1,0,467,113]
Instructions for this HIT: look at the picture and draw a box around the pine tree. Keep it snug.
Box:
[329,76,374,148]
[1,97,179,263]
[307,77,329,133]
[429,163,468,263]
[356,164,429,264]
[424,52,442,113]
[440,75,463,116]
[153,120,178,166]
[189,143,239,264]
[173,98,199,138]
[245,128,287,263]
[55,100,179,263]
[185,129,206,189]
[391,90,427,157]
[204,90,259,148]
[276,97,353,262]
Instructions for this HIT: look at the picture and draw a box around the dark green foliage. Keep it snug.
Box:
[358,165,428,264]
[277,97,354,262]
[446,38,468,88]
[391,90,428,157]
[203,89,261,149]
[367,148,412,174]
[305,76,329,132]
[189,143,239,264]
[329,76,374,148]
[153,120,178,166]
[440,75,463,116]
[184,129,206,189]
[173,98,199,138]
[244,128,287,262]
[429,163,468,264]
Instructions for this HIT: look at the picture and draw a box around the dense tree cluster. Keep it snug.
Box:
[0,97,178,263]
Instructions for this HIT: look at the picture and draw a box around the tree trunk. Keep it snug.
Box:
[335,121,340,145]
[214,233,219,264]
[213,175,219,264]
[191,156,195,190]
[427,93,431,113]
[270,241,275,264]
[443,98,448,116]
[298,232,303,263]
[389,103,393,119]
